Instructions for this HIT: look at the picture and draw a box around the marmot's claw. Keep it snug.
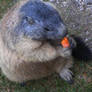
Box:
[59,68,74,84]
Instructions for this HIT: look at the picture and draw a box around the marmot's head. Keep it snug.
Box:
[14,0,67,43]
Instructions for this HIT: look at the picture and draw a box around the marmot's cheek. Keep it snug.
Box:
[23,25,46,41]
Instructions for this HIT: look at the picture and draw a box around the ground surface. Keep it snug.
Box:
[0,0,92,92]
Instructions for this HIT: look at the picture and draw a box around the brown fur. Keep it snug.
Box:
[0,0,74,83]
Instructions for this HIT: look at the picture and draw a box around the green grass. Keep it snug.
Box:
[0,1,92,92]
[0,0,15,19]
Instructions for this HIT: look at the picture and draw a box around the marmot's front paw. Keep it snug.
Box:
[57,47,72,57]
[61,48,71,57]
[57,36,76,57]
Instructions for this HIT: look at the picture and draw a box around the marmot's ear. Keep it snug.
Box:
[71,35,92,61]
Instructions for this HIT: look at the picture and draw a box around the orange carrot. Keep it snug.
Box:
[61,37,70,48]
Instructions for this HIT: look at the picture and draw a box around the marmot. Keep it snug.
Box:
[0,0,76,83]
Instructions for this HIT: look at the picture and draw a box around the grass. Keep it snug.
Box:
[0,0,92,92]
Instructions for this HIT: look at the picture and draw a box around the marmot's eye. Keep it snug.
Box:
[25,16,35,25]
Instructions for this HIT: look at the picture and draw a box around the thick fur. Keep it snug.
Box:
[72,35,92,61]
[0,0,75,83]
